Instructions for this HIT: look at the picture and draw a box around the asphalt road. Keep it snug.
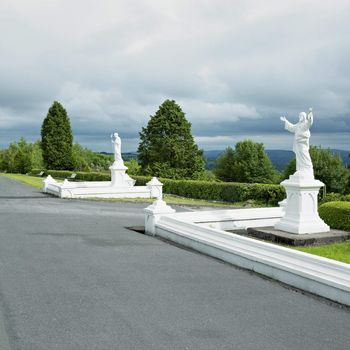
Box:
[0,176,350,350]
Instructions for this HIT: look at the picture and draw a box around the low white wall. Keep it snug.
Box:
[43,177,153,199]
[153,210,350,306]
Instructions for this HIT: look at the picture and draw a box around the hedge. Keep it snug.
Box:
[31,169,111,181]
[319,201,350,231]
[31,169,285,205]
[321,192,350,204]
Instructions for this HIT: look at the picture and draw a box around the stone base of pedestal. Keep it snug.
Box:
[274,173,330,234]
[109,165,135,187]
[245,227,348,246]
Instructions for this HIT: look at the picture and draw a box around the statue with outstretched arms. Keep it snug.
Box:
[280,108,314,177]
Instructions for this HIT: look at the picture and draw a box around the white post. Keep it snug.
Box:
[42,175,56,192]
[146,177,163,199]
[144,199,175,236]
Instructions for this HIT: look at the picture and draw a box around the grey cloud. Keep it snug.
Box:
[0,0,349,152]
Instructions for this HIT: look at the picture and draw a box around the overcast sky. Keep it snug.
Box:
[1,0,349,152]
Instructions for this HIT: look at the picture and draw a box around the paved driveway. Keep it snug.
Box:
[0,176,349,350]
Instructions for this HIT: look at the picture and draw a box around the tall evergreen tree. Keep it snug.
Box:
[138,100,205,179]
[41,101,74,170]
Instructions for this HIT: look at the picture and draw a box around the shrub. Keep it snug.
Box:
[124,159,141,175]
[30,169,111,181]
[320,192,350,204]
[1,139,43,174]
[319,201,350,231]
[134,176,284,205]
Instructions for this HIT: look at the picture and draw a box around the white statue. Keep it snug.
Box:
[111,132,123,164]
[280,108,314,177]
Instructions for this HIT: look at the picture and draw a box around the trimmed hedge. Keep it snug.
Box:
[321,192,350,204]
[319,201,350,231]
[160,179,284,205]
[31,169,285,205]
[31,169,111,181]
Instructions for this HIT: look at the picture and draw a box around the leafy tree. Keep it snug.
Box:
[31,141,44,169]
[214,147,236,182]
[72,144,114,171]
[137,99,205,179]
[0,149,6,171]
[41,101,74,170]
[283,146,348,193]
[214,140,278,183]
[0,138,43,174]
[72,144,91,171]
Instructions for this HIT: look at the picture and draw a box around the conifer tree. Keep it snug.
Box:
[138,100,205,179]
[41,101,74,170]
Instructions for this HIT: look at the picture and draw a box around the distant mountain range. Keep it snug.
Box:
[203,149,350,171]
[104,149,350,172]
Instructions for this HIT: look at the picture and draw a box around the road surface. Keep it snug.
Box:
[0,176,349,350]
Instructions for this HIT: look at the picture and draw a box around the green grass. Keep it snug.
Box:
[0,173,46,189]
[295,242,350,264]
[84,194,245,207]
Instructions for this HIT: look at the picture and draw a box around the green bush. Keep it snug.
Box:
[32,170,285,205]
[321,192,350,204]
[134,176,284,205]
[319,201,350,231]
[1,139,43,174]
[30,169,111,181]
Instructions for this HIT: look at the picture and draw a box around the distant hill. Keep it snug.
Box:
[265,150,294,171]
[100,149,349,172]
[100,152,138,161]
[203,149,350,171]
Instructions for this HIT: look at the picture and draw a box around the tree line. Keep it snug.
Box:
[1,100,349,194]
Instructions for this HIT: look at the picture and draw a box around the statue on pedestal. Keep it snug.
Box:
[275,107,329,234]
[280,108,313,177]
[109,132,134,186]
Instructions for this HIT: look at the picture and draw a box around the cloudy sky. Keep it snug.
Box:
[1,0,349,152]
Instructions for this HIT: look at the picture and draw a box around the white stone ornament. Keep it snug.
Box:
[111,132,123,166]
[280,108,314,178]
[275,108,329,234]
[146,177,163,199]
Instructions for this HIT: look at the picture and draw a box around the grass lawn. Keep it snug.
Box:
[295,242,350,264]
[0,172,47,189]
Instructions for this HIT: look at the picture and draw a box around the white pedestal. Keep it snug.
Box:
[144,199,176,236]
[109,164,135,187]
[274,173,329,234]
